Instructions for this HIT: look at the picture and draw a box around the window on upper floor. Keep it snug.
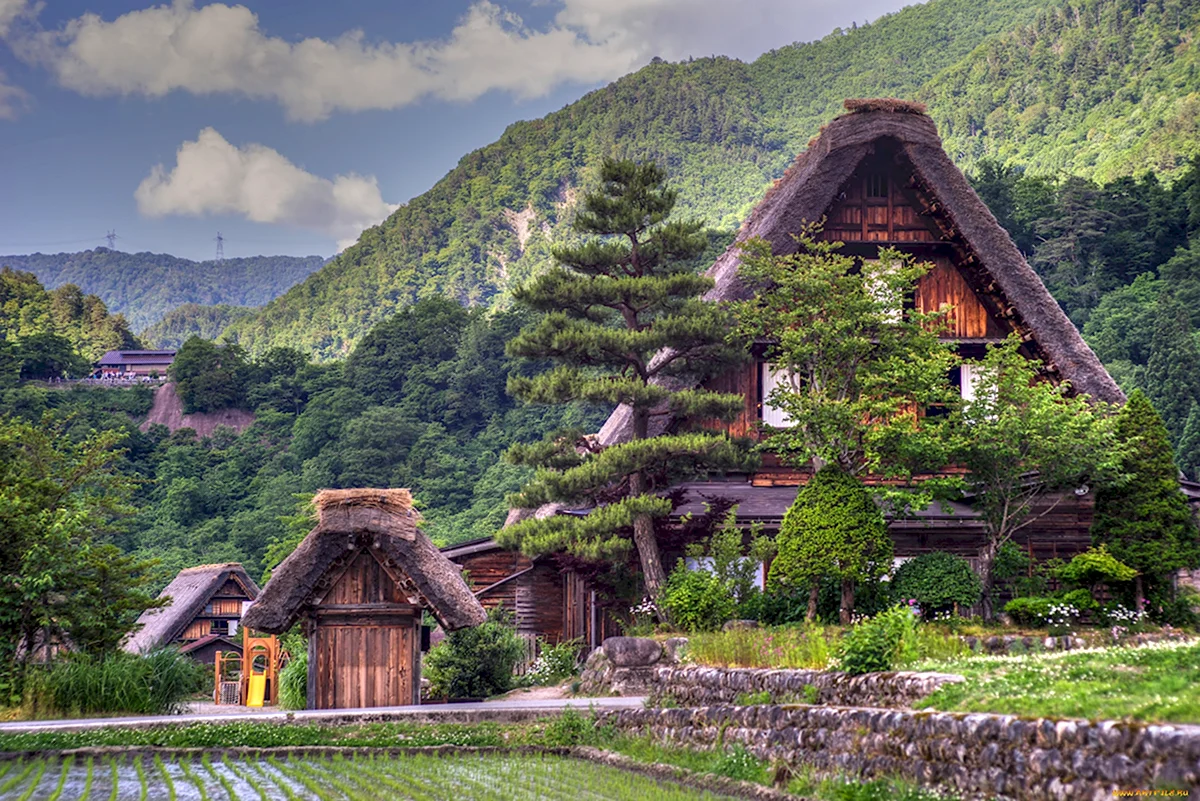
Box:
[866,172,888,199]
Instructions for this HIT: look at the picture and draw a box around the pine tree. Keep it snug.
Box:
[1145,293,1200,444]
[1177,402,1200,481]
[1091,390,1200,608]
[498,159,747,612]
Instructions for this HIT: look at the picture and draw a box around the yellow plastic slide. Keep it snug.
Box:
[246,672,267,707]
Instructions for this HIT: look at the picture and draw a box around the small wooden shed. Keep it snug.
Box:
[124,563,259,657]
[242,489,485,709]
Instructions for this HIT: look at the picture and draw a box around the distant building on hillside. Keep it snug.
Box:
[94,349,175,377]
[124,563,260,659]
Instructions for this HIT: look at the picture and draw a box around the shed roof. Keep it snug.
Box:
[242,489,486,634]
[124,563,259,654]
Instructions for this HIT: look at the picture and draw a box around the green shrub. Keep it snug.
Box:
[890,552,981,616]
[1002,596,1054,625]
[711,744,765,782]
[838,605,918,675]
[526,638,581,686]
[1057,545,1137,590]
[278,650,307,710]
[661,562,736,632]
[24,649,204,717]
[423,607,525,700]
[541,707,604,747]
[734,690,772,706]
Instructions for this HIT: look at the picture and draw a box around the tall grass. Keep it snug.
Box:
[278,650,307,710]
[23,648,204,718]
[685,624,834,669]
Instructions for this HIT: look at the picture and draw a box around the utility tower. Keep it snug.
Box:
[214,232,225,262]
[105,230,118,249]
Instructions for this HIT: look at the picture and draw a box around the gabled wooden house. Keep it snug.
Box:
[124,563,259,656]
[486,99,1132,637]
[243,489,485,709]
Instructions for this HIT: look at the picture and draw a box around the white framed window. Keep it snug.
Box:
[759,362,795,427]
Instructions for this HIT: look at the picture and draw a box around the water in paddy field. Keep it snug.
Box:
[0,753,743,799]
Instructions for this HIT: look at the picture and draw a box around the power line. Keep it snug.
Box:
[105,230,118,249]
[214,231,225,262]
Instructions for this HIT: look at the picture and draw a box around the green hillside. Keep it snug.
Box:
[225,0,1200,360]
[0,249,325,332]
[141,303,255,349]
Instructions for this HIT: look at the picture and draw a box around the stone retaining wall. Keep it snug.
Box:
[597,705,1200,801]
[650,666,962,708]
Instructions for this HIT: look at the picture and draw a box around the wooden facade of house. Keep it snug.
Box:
[243,489,485,710]
[486,99,1130,640]
[124,564,259,658]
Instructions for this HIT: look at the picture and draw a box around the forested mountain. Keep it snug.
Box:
[224,0,1200,359]
[141,304,256,349]
[0,249,325,332]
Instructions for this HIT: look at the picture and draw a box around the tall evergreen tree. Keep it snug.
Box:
[498,159,747,611]
[1145,293,1200,444]
[1091,390,1200,608]
[1177,402,1200,482]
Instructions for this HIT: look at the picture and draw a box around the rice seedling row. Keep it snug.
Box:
[0,754,744,800]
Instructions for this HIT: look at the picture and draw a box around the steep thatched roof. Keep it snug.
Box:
[124,563,259,654]
[592,99,1122,449]
[242,489,485,634]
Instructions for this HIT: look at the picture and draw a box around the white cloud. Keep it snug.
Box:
[135,128,399,249]
[0,71,27,118]
[19,0,905,121]
[0,0,30,37]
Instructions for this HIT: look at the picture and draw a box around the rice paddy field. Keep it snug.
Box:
[0,752,743,800]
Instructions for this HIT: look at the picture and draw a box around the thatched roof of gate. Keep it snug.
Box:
[591,98,1122,449]
[124,563,259,654]
[242,489,486,634]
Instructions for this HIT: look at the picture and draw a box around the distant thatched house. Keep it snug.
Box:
[94,349,175,377]
[243,489,485,709]
[478,99,1139,639]
[124,563,259,656]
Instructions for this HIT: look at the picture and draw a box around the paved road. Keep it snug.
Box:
[0,696,646,735]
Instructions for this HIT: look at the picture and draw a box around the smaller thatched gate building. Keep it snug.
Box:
[242,489,485,709]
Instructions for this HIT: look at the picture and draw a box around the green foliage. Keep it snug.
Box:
[22,649,204,717]
[0,268,137,374]
[525,638,582,686]
[711,744,766,782]
[423,607,525,700]
[0,414,160,701]
[2,250,323,333]
[278,648,308,711]
[1002,596,1055,626]
[170,337,253,413]
[500,158,747,607]
[951,336,1122,618]
[769,466,893,603]
[838,605,920,676]
[661,565,736,633]
[1092,391,1200,587]
[141,304,255,349]
[685,624,833,670]
[890,553,982,616]
[1056,545,1137,590]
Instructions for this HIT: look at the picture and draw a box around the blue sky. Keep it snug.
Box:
[0,0,910,261]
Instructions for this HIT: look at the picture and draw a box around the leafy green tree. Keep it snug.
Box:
[730,231,957,621]
[952,337,1122,619]
[1177,402,1200,482]
[499,158,747,611]
[1056,545,1137,605]
[768,465,892,623]
[169,337,252,413]
[1091,390,1200,607]
[16,332,88,379]
[0,415,159,699]
[1145,293,1200,445]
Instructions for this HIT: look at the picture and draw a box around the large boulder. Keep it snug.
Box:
[602,637,663,667]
